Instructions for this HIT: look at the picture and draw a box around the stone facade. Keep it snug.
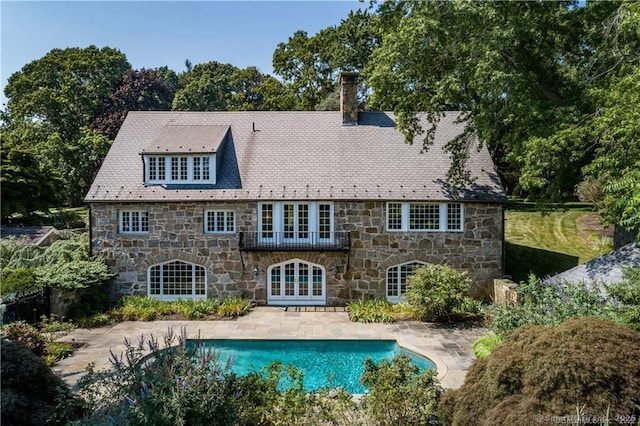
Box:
[90,200,504,305]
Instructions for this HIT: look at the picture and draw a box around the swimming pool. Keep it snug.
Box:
[187,339,436,393]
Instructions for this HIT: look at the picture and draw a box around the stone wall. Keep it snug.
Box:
[90,200,503,304]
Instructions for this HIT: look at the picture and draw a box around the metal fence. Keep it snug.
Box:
[1,287,51,325]
[239,231,351,252]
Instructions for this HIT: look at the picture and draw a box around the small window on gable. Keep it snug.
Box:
[120,210,149,234]
[205,210,235,234]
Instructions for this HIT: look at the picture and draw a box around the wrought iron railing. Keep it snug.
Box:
[239,231,350,252]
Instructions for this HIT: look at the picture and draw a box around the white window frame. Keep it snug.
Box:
[386,261,427,303]
[119,210,149,234]
[204,210,236,234]
[144,154,216,185]
[267,258,326,305]
[386,202,464,232]
[147,260,207,301]
[258,202,334,243]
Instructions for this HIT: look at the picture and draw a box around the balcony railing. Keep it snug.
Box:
[239,231,350,252]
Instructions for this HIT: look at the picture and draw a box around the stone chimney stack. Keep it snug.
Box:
[339,72,359,126]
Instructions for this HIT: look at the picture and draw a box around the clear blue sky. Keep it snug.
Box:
[1,1,366,106]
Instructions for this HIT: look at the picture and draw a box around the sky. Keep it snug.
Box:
[0,0,366,106]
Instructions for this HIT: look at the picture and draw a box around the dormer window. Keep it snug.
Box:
[140,124,229,186]
[144,155,216,184]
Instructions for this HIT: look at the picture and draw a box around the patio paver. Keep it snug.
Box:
[52,307,486,389]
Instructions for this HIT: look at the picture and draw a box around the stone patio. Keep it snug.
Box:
[52,307,486,390]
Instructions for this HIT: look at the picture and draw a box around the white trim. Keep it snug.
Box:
[147,259,207,300]
[267,258,326,305]
[144,154,216,185]
[385,202,464,232]
[204,210,236,234]
[258,201,334,244]
[119,210,149,234]
[386,260,428,303]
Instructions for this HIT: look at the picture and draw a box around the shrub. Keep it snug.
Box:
[360,354,443,426]
[76,328,240,425]
[485,274,612,337]
[1,321,46,356]
[347,298,396,323]
[607,268,640,331]
[1,339,84,425]
[174,298,220,319]
[0,267,41,296]
[217,296,251,318]
[45,342,75,366]
[439,317,640,426]
[472,332,503,359]
[405,264,476,322]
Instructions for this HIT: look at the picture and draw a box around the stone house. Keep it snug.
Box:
[86,73,506,306]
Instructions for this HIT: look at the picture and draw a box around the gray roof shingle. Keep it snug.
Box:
[86,111,506,203]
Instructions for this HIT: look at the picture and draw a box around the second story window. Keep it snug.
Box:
[120,210,149,234]
[259,202,334,242]
[386,202,464,232]
[144,155,216,185]
[205,210,235,234]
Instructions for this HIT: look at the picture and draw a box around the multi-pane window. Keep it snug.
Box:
[193,157,210,181]
[386,261,427,301]
[259,202,333,241]
[148,156,166,181]
[387,203,403,231]
[148,260,206,300]
[205,210,235,233]
[447,203,463,231]
[120,210,149,234]
[145,155,215,184]
[386,202,464,232]
[409,203,440,230]
[260,204,274,239]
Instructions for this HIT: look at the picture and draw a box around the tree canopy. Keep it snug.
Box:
[1,4,638,234]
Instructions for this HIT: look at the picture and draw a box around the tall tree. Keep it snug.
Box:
[366,0,628,201]
[92,68,175,139]
[3,46,131,205]
[0,122,62,221]
[273,10,381,110]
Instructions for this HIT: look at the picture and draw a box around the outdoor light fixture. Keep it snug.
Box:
[253,266,258,275]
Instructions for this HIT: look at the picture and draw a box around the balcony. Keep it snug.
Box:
[239,231,350,252]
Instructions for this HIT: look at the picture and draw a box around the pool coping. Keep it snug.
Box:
[52,307,486,389]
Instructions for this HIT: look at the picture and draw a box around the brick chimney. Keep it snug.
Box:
[339,72,359,126]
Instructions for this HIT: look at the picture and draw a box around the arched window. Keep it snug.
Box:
[386,261,427,302]
[148,260,206,300]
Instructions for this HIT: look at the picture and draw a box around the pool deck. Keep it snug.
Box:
[52,307,486,389]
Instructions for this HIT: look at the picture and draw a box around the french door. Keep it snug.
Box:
[268,259,326,305]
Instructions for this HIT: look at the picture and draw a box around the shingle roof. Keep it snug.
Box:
[142,125,228,154]
[549,242,640,287]
[86,111,506,203]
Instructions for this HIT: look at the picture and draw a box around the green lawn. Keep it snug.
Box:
[504,202,607,283]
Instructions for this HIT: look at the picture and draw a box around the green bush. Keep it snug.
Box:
[0,267,40,296]
[174,298,220,319]
[347,298,396,323]
[485,274,612,337]
[1,321,46,356]
[360,354,443,426]
[217,296,251,318]
[1,339,84,425]
[76,328,240,425]
[472,332,503,359]
[439,317,640,426]
[405,264,476,322]
[607,268,640,331]
[45,342,75,366]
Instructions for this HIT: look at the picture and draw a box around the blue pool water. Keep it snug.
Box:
[187,339,436,393]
